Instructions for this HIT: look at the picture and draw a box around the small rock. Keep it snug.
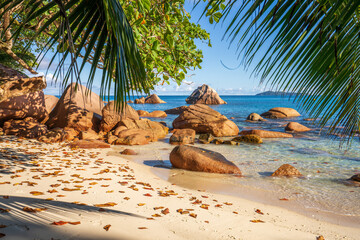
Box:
[232,134,263,144]
[223,141,237,145]
[349,174,360,182]
[271,164,302,177]
[211,139,224,145]
[134,97,145,104]
[199,133,214,144]
[246,113,266,122]
[170,129,196,145]
[121,149,137,155]
[285,122,311,132]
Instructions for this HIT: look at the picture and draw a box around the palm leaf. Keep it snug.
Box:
[8,0,149,109]
[202,0,360,144]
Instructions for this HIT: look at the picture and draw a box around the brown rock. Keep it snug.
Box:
[100,102,139,132]
[316,236,325,240]
[63,128,79,141]
[137,110,149,117]
[246,113,265,121]
[271,164,302,177]
[170,145,241,175]
[350,174,360,182]
[240,130,293,138]
[144,94,166,104]
[232,134,263,144]
[0,91,48,123]
[0,64,46,102]
[285,122,311,132]
[69,139,110,149]
[127,100,134,103]
[38,128,68,143]
[134,97,145,104]
[107,134,119,144]
[223,140,237,145]
[118,119,168,140]
[211,139,224,144]
[79,129,99,140]
[145,110,167,118]
[165,106,189,115]
[114,126,128,136]
[121,149,137,155]
[44,95,59,113]
[170,129,196,145]
[172,104,239,137]
[185,84,226,105]
[3,117,47,139]
[115,129,152,145]
[46,83,103,132]
[261,107,301,119]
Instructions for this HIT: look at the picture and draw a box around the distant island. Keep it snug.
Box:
[256,91,295,96]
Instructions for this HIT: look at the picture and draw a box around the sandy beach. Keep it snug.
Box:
[0,136,359,240]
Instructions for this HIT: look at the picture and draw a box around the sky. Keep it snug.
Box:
[33,0,270,96]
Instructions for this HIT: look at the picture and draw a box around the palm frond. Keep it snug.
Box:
[8,0,148,108]
[203,0,360,144]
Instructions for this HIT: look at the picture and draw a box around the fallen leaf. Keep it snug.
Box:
[138,227,147,230]
[233,211,238,214]
[52,221,68,226]
[30,191,44,196]
[189,213,197,218]
[144,193,152,197]
[103,224,111,231]
[0,208,10,213]
[69,221,81,225]
[146,218,155,220]
[138,203,146,206]
[250,220,265,223]
[152,214,162,217]
[161,208,170,215]
[255,209,264,215]
[22,207,47,213]
[279,198,289,201]
[224,202,233,206]
[94,202,117,208]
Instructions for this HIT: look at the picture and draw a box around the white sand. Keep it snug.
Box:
[0,136,359,240]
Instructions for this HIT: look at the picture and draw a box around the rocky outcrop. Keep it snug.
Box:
[285,122,311,132]
[115,129,152,145]
[79,129,99,140]
[134,97,145,104]
[3,117,47,138]
[231,134,263,144]
[240,129,293,138]
[0,91,48,123]
[134,94,166,104]
[100,102,139,132]
[185,84,226,105]
[271,164,302,177]
[137,110,167,118]
[44,95,59,113]
[46,83,103,132]
[169,129,196,145]
[170,145,241,175]
[69,139,110,149]
[165,106,189,115]
[0,64,46,102]
[246,113,265,122]
[117,119,168,140]
[261,107,301,119]
[172,104,239,137]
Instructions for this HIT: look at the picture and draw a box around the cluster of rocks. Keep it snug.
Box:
[134,94,166,104]
[0,78,168,147]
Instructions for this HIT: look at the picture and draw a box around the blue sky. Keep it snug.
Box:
[34,0,270,96]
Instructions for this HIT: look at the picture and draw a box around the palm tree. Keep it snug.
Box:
[202,0,360,143]
[0,0,150,105]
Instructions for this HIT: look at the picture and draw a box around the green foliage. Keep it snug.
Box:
[202,0,360,143]
[121,0,211,87]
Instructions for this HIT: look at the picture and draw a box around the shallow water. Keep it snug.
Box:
[118,95,360,219]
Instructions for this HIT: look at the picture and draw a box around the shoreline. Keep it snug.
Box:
[1,136,359,239]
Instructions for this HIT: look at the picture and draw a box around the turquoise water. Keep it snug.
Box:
[126,95,360,218]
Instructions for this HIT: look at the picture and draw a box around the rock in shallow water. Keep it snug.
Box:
[271,164,302,177]
[261,107,301,119]
[240,129,293,138]
[232,134,263,144]
[285,122,311,132]
[185,84,226,105]
[246,113,265,122]
[170,145,241,175]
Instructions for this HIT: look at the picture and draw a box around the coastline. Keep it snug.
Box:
[1,136,359,239]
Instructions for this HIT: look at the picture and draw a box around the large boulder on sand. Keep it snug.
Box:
[170,129,196,145]
[3,117,47,138]
[261,107,301,119]
[285,122,311,132]
[170,145,241,175]
[240,129,293,138]
[100,102,139,132]
[172,104,239,137]
[186,84,226,105]
[44,95,59,113]
[46,83,104,132]
[0,91,48,123]
[271,164,302,177]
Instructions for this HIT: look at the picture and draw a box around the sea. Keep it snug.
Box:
[113,95,360,223]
